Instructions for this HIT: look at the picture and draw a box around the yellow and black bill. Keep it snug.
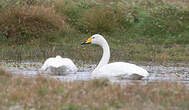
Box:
[81,37,92,45]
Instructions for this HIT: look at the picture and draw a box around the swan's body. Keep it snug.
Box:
[41,56,78,75]
[92,62,148,79]
[81,34,149,80]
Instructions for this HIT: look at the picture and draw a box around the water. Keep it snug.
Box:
[0,61,189,85]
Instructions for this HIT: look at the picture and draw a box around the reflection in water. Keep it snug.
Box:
[1,61,189,86]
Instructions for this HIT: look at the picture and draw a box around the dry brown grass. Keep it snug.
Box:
[0,68,188,110]
[0,68,12,77]
[0,4,67,44]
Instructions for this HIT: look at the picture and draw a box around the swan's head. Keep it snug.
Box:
[81,34,106,46]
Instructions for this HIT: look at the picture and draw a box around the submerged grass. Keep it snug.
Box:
[0,68,188,110]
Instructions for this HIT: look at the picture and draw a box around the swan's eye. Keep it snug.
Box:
[92,37,95,39]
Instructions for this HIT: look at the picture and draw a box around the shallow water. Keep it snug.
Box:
[0,61,189,85]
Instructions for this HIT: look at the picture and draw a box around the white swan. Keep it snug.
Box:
[41,55,78,75]
[81,34,149,80]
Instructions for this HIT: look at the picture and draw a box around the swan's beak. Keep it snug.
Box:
[81,37,92,45]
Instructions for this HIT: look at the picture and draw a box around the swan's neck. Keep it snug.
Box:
[95,40,110,71]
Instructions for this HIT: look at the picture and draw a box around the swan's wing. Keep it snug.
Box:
[41,57,68,70]
[97,62,149,78]
[41,57,78,73]
[41,57,55,70]
[57,58,78,72]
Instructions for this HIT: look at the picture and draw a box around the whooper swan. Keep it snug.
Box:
[81,34,149,80]
[41,55,78,75]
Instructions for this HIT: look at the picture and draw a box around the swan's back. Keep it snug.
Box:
[41,57,58,70]
[58,57,78,72]
[41,56,78,73]
[94,62,149,79]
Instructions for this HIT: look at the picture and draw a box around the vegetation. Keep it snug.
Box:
[0,68,188,110]
[0,1,188,109]
[0,0,189,62]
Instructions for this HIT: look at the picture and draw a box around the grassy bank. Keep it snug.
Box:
[0,68,189,110]
[0,44,189,65]
[0,0,189,63]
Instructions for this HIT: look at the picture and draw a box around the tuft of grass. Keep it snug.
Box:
[77,6,118,34]
[0,4,66,45]
[0,68,12,78]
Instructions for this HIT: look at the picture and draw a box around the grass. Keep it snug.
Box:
[0,0,189,63]
[0,68,188,110]
[0,5,68,45]
[0,43,188,65]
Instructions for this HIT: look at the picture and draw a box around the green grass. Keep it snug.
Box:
[0,0,189,62]
[0,69,188,110]
[0,43,188,64]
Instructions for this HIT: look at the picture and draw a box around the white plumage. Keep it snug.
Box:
[81,34,149,80]
[93,62,149,80]
[41,56,78,75]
